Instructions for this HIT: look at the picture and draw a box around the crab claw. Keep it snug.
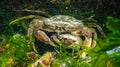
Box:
[35,30,57,47]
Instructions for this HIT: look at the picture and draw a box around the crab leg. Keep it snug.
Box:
[83,37,92,47]
[90,28,97,48]
[9,15,40,25]
[87,23,106,38]
[34,30,57,47]
[51,35,60,44]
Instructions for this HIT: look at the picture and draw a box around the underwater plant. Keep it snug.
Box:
[0,34,34,67]
[86,16,120,67]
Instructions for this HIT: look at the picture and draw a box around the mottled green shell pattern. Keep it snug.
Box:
[44,15,84,28]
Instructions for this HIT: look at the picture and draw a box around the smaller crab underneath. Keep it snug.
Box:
[10,15,105,50]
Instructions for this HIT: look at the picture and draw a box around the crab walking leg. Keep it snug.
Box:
[81,29,97,61]
[9,15,41,25]
[83,37,92,47]
[27,18,44,37]
[95,24,106,38]
[51,35,60,44]
[90,28,97,48]
[13,10,51,17]
[87,23,106,38]
[81,37,92,61]
[80,26,97,47]
[81,27,96,60]
[35,30,57,47]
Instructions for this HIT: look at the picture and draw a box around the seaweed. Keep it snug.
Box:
[86,16,120,67]
[0,34,33,67]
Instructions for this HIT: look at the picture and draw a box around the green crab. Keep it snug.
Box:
[10,15,105,50]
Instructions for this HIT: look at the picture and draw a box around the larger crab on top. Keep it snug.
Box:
[10,15,106,50]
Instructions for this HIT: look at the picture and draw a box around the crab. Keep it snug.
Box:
[10,15,105,50]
